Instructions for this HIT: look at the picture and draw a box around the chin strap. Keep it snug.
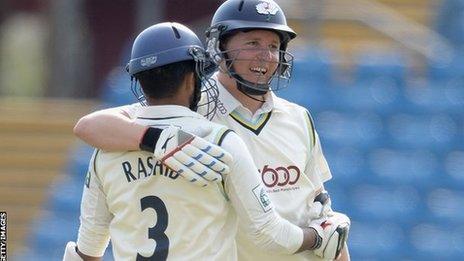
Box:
[227,68,267,103]
[238,85,266,103]
[189,77,202,111]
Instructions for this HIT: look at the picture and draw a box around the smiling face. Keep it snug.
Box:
[221,29,281,85]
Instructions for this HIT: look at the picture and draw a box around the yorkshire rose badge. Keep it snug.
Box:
[256,0,279,16]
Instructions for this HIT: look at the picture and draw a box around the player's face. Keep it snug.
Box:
[223,30,280,84]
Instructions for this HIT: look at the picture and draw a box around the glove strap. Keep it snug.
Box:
[139,127,163,152]
[314,191,330,205]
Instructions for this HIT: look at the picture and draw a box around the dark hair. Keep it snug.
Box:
[135,60,195,99]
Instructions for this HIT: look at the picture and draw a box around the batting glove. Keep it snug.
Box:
[307,191,332,220]
[154,126,233,187]
[62,241,84,261]
[308,212,350,260]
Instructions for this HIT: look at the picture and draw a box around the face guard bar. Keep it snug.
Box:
[215,47,294,93]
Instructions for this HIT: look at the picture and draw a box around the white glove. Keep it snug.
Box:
[62,241,83,261]
[308,212,350,260]
[308,191,332,220]
[154,126,233,187]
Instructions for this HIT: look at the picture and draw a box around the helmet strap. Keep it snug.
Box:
[238,83,266,103]
[225,60,267,102]
[236,78,268,96]
[189,75,202,111]
[228,72,267,103]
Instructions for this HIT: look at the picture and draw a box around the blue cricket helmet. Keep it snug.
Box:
[127,22,219,119]
[127,22,204,76]
[206,0,297,95]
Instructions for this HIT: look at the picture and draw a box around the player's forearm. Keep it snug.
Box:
[77,155,112,257]
[248,214,305,254]
[250,216,320,254]
[77,217,111,256]
[74,109,146,151]
[222,134,316,254]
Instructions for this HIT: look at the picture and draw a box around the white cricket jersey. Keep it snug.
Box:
[209,79,333,261]
[77,105,304,261]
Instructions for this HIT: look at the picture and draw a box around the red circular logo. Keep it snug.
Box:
[260,165,300,187]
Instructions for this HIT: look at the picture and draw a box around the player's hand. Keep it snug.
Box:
[153,126,233,187]
[308,191,332,220]
[308,212,350,260]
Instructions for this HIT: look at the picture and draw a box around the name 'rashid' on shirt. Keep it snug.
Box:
[121,156,180,183]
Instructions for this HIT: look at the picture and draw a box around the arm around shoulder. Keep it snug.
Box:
[73,105,147,151]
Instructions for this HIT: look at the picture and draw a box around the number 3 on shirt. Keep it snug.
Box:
[137,196,169,261]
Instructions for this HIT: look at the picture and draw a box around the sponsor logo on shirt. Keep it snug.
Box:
[216,100,228,115]
[259,165,301,192]
[252,184,272,212]
[161,135,175,153]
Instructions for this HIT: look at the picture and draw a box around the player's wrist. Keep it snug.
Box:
[299,226,322,252]
[139,127,163,152]
[308,226,322,250]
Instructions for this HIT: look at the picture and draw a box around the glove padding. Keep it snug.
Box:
[308,191,332,220]
[154,126,233,187]
[309,212,350,260]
